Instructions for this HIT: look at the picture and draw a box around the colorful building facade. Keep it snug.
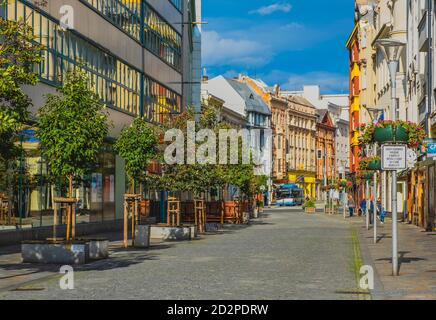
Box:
[286,96,317,198]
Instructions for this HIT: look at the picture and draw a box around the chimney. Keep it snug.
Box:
[202,68,208,82]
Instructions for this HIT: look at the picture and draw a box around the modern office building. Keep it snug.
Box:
[0,0,200,228]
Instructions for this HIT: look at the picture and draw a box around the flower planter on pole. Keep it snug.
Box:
[367,160,382,171]
[373,125,409,144]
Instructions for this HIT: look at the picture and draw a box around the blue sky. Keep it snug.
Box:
[202,0,354,94]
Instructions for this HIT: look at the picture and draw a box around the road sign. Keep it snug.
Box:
[381,145,407,171]
[428,143,436,158]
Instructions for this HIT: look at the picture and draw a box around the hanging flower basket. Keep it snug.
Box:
[367,159,382,171]
[359,156,381,171]
[360,120,426,148]
[339,179,347,188]
[373,124,408,144]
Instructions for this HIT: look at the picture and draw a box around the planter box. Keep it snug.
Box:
[134,225,151,248]
[374,125,408,144]
[77,238,109,260]
[367,160,381,171]
[242,212,250,224]
[21,241,89,265]
[150,224,193,241]
[251,207,259,219]
[205,223,220,232]
[305,207,316,214]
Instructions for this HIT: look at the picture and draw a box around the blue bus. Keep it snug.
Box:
[274,184,305,207]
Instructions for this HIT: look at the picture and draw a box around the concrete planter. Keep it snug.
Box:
[242,212,250,224]
[251,207,259,219]
[78,238,109,260]
[0,226,17,231]
[134,225,151,248]
[21,241,89,265]
[150,224,193,241]
[205,222,221,232]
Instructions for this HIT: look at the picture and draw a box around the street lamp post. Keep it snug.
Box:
[375,38,406,276]
[365,145,370,230]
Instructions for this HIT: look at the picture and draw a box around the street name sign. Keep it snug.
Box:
[381,145,407,171]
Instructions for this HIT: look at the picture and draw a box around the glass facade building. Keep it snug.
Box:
[0,0,191,233]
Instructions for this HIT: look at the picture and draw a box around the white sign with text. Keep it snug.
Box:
[381,145,407,171]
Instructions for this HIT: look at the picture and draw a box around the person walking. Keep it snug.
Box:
[360,198,367,217]
[347,195,355,217]
[377,197,385,224]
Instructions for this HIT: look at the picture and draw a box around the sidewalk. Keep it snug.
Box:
[351,216,436,299]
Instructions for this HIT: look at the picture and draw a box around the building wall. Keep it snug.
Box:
[0,0,194,226]
[281,85,349,178]
[239,78,288,183]
[286,97,317,198]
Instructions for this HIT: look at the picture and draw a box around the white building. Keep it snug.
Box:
[281,85,350,178]
[202,76,273,196]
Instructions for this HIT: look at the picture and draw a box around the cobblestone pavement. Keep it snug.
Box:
[351,216,436,300]
[0,208,359,300]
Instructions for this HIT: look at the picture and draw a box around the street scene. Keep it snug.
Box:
[0,0,436,303]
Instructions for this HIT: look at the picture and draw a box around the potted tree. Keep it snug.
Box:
[114,117,159,248]
[29,70,109,264]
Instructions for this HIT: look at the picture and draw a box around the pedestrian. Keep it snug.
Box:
[370,196,375,224]
[347,195,355,217]
[360,198,367,216]
[377,197,385,224]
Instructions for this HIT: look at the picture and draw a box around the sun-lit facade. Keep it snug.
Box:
[0,0,198,229]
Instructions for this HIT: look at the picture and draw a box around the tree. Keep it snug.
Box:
[114,117,159,193]
[0,18,42,140]
[36,69,109,197]
[0,17,43,217]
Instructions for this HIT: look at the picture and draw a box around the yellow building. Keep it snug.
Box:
[286,96,317,198]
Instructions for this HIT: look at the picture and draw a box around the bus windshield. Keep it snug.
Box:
[277,189,304,199]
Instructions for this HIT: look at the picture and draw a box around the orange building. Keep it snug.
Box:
[315,110,336,200]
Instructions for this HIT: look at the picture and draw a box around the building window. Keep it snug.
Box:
[144,4,182,71]
[169,0,182,11]
[3,0,181,122]
[81,0,182,71]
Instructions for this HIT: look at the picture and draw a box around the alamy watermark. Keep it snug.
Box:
[163,121,272,175]
[59,265,74,290]
[359,265,374,290]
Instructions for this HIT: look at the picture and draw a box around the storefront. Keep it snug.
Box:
[407,159,436,231]
[0,129,124,230]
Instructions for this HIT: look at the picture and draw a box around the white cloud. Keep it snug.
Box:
[249,2,292,16]
[280,71,349,93]
[202,31,272,67]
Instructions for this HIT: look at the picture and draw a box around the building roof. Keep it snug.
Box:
[225,78,272,116]
[288,95,316,109]
[316,109,329,123]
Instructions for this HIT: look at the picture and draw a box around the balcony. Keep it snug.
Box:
[418,11,429,52]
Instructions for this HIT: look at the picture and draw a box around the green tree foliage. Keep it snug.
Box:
[36,70,109,195]
[0,17,43,161]
[114,117,159,187]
